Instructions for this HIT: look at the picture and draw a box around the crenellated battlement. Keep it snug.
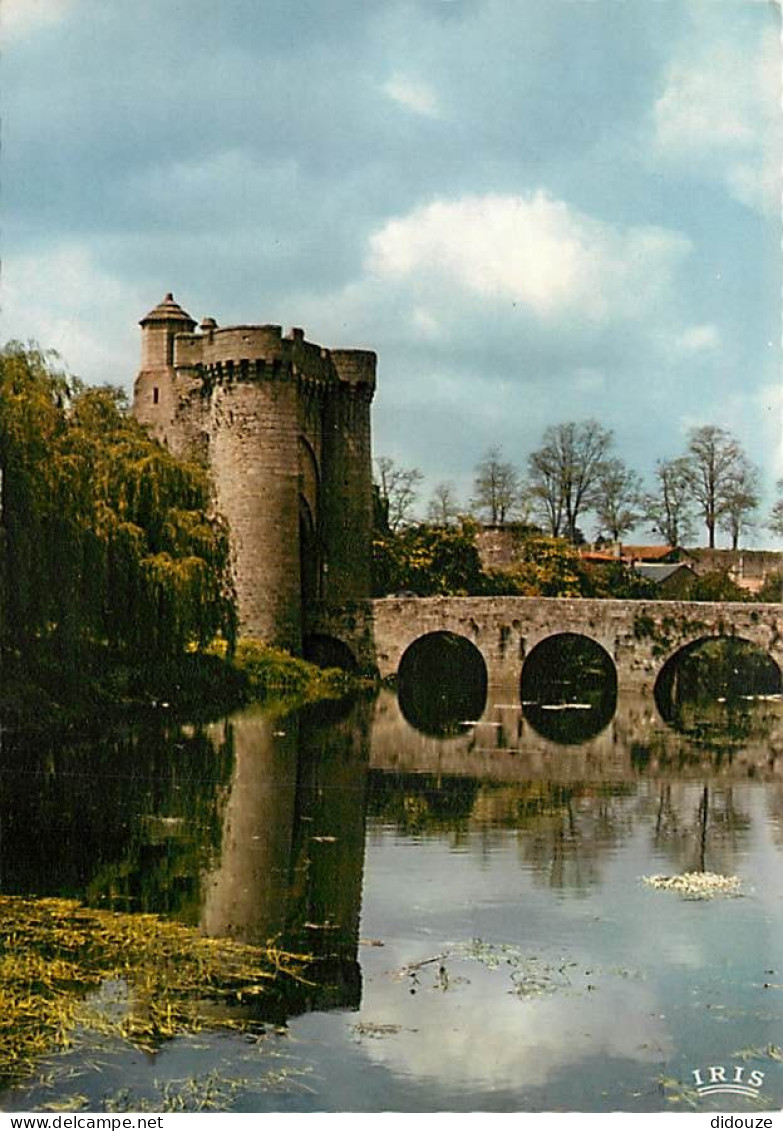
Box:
[154,313,376,398]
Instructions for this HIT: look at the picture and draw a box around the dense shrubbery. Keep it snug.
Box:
[482,535,593,597]
[756,570,782,603]
[373,525,660,599]
[372,520,486,596]
[214,638,359,702]
[689,570,750,603]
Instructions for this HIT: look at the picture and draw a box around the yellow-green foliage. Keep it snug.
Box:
[486,535,591,597]
[0,344,236,666]
[0,896,309,1086]
[211,638,359,703]
[372,520,485,596]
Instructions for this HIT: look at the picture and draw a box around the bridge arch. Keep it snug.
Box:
[397,630,488,736]
[520,632,618,744]
[654,633,782,713]
[302,633,358,672]
[360,596,783,696]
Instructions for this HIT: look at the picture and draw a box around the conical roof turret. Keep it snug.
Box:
[139,293,196,330]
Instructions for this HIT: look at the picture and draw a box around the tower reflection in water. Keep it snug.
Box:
[201,697,372,1013]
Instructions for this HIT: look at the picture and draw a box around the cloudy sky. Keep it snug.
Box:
[2,0,781,541]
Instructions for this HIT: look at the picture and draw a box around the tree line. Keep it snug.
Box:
[376,420,782,550]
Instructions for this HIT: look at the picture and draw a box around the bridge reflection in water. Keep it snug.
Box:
[393,627,782,746]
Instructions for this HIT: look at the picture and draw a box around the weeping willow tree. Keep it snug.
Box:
[0,343,236,671]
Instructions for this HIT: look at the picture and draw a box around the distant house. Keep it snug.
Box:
[685,548,783,595]
[579,550,620,567]
[632,562,697,598]
[621,544,686,564]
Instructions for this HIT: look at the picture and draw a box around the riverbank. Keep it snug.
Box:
[0,638,371,733]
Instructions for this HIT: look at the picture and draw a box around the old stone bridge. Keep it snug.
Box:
[309,596,783,693]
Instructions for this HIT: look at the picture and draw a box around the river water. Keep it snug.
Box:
[1,682,782,1112]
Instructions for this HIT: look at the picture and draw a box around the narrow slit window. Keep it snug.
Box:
[153,387,160,405]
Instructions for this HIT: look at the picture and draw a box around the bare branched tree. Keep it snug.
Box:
[718,456,760,549]
[471,446,521,525]
[374,456,423,532]
[528,420,613,543]
[769,479,783,538]
[528,445,564,537]
[427,481,460,526]
[683,426,752,548]
[593,458,643,542]
[642,458,695,547]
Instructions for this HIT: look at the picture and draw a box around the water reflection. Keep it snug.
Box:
[0,721,234,919]
[3,690,781,915]
[2,682,783,1112]
[201,698,373,1011]
[648,782,751,876]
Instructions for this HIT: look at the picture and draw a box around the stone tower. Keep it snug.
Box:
[132,294,376,654]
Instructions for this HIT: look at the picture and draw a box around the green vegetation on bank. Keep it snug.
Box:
[0,638,366,732]
[212,638,365,706]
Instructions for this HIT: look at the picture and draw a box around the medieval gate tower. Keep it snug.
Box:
[132,294,376,654]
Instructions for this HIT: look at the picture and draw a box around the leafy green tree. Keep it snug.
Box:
[372,520,485,596]
[0,343,235,670]
[484,535,593,597]
[588,561,657,600]
[690,570,748,603]
[756,571,783,603]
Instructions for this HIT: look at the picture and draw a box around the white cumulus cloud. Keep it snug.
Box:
[1,245,145,385]
[367,191,691,322]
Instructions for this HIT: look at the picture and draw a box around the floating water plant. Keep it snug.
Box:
[642,872,742,899]
[0,895,310,1088]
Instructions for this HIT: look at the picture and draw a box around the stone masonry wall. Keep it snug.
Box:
[208,375,302,649]
[687,548,783,593]
[319,596,783,693]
